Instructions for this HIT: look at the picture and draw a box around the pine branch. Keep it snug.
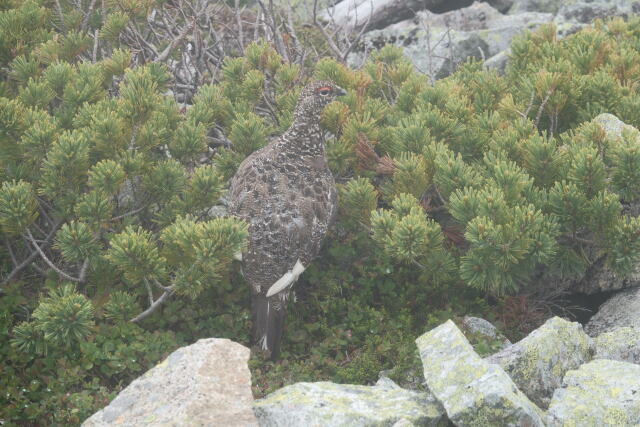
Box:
[78,258,90,283]
[1,219,63,290]
[5,238,18,267]
[25,228,84,283]
[155,20,195,63]
[130,288,174,323]
[535,89,553,129]
[81,0,98,32]
[144,278,154,306]
[111,204,149,221]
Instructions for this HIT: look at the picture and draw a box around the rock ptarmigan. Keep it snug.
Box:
[228,81,345,358]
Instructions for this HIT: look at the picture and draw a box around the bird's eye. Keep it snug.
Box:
[317,87,331,96]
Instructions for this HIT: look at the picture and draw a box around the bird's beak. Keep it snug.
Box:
[337,86,347,97]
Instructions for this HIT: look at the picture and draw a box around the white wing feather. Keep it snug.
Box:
[266,259,306,297]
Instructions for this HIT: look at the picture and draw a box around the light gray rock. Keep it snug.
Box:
[484,49,510,73]
[556,2,621,25]
[547,359,640,426]
[375,376,403,389]
[586,286,640,336]
[510,0,576,15]
[486,316,593,409]
[513,0,640,33]
[416,320,545,426]
[562,0,640,19]
[411,2,504,32]
[82,338,257,427]
[349,2,552,80]
[462,316,501,337]
[593,326,640,364]
[571,252,640,294]
[253,381,445,426]
[321,0,446,32]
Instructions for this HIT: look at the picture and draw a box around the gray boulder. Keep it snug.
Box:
[547,359,640,426]
[486,316,593,408]
[593,327,640,364]
[349,2,552,80]
[82,338,257,427]
[253,381,445,426]
[586,286,640,336]
[416,320,545,426]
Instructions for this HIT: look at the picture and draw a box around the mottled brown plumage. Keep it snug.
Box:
[228,81,344,358]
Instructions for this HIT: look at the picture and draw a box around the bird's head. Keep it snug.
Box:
[293,80,347,120]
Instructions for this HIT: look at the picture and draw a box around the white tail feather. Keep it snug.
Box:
[266,259,306,297]
[258,334,268,350]
[233,252,243,261]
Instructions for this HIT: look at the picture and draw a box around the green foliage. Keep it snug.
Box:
[5,2,640,425]
[17,283,94,351]
[0,3,253,423]
[0,180,38,234]
[371,194,455,283]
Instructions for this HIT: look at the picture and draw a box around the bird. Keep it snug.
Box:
[228,80,345,358]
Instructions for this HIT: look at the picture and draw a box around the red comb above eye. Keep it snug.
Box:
[316,86,331,92]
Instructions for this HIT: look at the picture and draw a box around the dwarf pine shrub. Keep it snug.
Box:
[3,0,640,423]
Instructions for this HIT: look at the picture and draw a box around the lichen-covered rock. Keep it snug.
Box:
[461,316,511,353]
[416,320,545,426]
[586,286,640,336]
[594,112,639,142]
[593,327,640,364]
[547,359,640,426]
[82,338,257,427]
[349,2,552,79]
[486,316,592,408]
[253,381,445,427]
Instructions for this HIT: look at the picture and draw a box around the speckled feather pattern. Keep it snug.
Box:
[228,81,342,355]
